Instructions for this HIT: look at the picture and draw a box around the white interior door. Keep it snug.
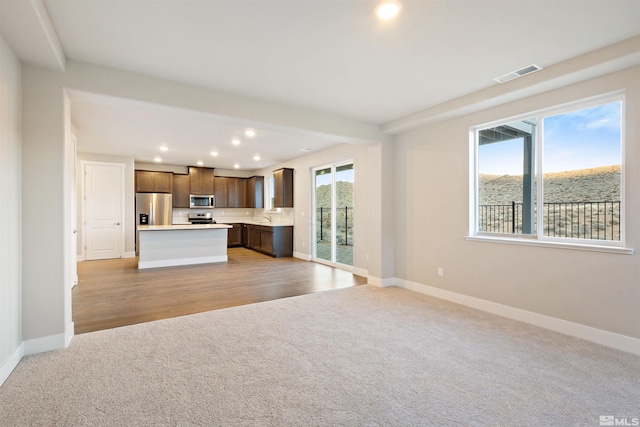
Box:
[84,162,124,260]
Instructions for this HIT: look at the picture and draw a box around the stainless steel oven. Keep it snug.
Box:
[188,212,215,224]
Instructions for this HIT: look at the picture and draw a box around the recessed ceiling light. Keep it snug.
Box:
[154,157,162,162]
[301,147,312,152]
[375,0,401,20]
[253,155,261,161]
[210,151,218,156]
[197,161,203,166]
[245,129,256,137]
[159,146,168,151]
[232,139,241,146]
[234,163,240,169]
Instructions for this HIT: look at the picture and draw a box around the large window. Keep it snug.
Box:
[472,95,624,246]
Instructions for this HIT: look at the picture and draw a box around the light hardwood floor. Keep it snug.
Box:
[73,247,366,334]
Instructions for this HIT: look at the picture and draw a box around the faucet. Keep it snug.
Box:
[263,215,272,223]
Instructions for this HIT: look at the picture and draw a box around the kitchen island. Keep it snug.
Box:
[137,224,232,269]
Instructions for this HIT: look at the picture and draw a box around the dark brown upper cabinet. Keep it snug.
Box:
[214,176,229,208]
[273,168,294,208]
[135,171,173,193]
[214,176,264,209]
[189,167,214,195]
[228,177,247,208]
[246,176,264,209]
[240,178,249,208]
[172,174,190,208]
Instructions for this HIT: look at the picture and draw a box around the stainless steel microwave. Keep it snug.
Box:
[190,195,215,208]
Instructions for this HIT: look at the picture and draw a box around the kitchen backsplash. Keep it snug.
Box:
[173,208,253,224]
[172,207,294,224]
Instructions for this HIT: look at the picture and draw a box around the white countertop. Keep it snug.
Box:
[221,220,293,227]
[172,219,293,228]
[139,224,232,231]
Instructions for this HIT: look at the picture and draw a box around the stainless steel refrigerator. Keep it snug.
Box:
[136,193,172,253]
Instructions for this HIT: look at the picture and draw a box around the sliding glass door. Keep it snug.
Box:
[313,161,354,267]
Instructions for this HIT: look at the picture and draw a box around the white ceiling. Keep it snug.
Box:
[69,90,340,169]
[2,0,640,170]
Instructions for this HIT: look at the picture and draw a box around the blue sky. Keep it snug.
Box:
[479,101,621,175]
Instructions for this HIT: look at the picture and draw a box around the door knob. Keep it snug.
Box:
[115,222,121,225]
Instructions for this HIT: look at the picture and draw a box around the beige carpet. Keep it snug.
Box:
[1,285,639,426]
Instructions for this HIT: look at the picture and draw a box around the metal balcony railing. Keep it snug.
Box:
[316,206,353,245]
[479,201,621,241]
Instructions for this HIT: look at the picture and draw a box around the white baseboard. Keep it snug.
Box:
[293,254,366,277]
[367,276,395,288]
[352,267,368,278]
[4,324,75,376]
[79,252,135,261]
[293,252,312,261]
[66,321,74,347]
[396,278,640,356]
[23,332,68,356]
[0,343,24,387]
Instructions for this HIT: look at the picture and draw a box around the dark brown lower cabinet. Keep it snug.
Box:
[230,224,293,258]
[246,224,261,249]
[260,227,274,255]
[227,224,243,247]
[258,225,293,257]
[242,224,248,246]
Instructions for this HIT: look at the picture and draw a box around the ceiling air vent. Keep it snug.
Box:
[493,64,543,84]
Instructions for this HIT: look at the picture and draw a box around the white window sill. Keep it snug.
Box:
[465,235,634,255]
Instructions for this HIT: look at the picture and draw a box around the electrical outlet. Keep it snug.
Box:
[437,267,444,277]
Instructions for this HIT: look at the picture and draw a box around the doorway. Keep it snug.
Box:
[65,133,78,290]
[313,161,354,267]
[81,161,125,260]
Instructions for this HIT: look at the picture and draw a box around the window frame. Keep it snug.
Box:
[264,175,278,212]
[467,92,633,254]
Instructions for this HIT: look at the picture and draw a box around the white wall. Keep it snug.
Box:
[134,162,188,175]
[0,34,22,385]
[368,141,395,283]
[393,66,640,341]
[134,162,262,178]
